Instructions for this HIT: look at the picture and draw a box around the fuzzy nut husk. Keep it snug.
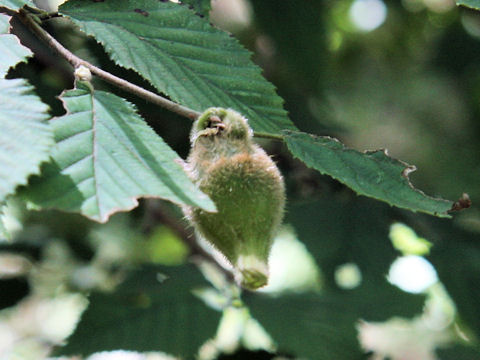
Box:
[184,108,285,290]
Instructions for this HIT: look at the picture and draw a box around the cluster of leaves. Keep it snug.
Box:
[0,0,479,359]
[0,0,455,225]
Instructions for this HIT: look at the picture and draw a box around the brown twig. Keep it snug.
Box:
[17,9,201,121]
[17,9,286,141]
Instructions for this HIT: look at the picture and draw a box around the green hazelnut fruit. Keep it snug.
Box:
[183,108,285,290]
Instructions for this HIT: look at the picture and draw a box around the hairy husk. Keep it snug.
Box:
[184,108,285,290]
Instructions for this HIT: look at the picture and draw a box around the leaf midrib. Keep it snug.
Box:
[90,88,102,217]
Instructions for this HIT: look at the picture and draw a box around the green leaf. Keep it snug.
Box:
[25,81,215,222]
[0,14,33,77]
[246,285,424,360]
[181,0,211,17]
[283,130,453,217]
[456,0,480,10]
[0,79,53,203]
[59,264,221,358]
[0,0,35,11]
[0,15,50,203]
[59,0,294,135]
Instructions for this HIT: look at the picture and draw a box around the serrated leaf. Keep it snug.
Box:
[0,15,48,203]
[0,14,33,77]
[25,81,215,223]
[283,130,453,217]
[0,0,35,11]
[246,284,424,360]
[181,0,211,17]
[59,265,221,358]
[257,195,425,358]
[0,78,53,203]
[456,0,480,10]
[59,0,294,135]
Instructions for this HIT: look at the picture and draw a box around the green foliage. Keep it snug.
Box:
[0,1,479,359]
[0,0,34,11]
[59,264,221,358]
[0,14,53,204]
[285,197,402,287]
[249,1,327,93]
[247,285,424,360]
[145,226,189,265]
[25,81,215,222]
[389,223,432,256]
[242,194,426,359]
[428,220,480,337]
[284,130,453,217]
[457,0,480,10]
[0,14,31,75]
[59,0,294,135]
[0,79,52,203]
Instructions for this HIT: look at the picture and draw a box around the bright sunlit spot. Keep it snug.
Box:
[388,255,438,293]
[335,263,362,289]
[389,222,432,256]
[260,228,321,293]
[349,0,387,32]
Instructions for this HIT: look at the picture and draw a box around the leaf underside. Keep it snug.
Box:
[456,0,480,10]
[283,130,453,217]
[0,14,32,76]
[59,265,221,358]
[59,0,294,135]
[0,14,53,203]
[0,0,35,11]
[25,81,215,223]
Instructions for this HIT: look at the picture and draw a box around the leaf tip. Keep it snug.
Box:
[449,193,472,213]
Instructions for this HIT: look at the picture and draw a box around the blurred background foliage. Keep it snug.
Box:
[2,0,480,359]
